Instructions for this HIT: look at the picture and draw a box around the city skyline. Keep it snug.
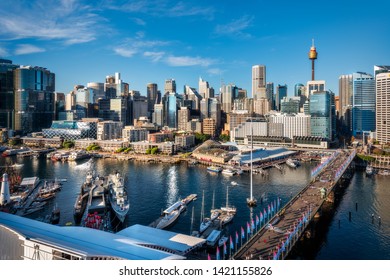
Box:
[1,0,389,95]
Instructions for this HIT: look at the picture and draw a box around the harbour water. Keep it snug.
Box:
[2,156,389,259]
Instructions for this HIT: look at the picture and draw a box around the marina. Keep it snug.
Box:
[1,150,390,260]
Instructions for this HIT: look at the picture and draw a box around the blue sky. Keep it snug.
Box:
[1,0,389,96]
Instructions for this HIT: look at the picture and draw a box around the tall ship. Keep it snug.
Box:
[107,172,129,223]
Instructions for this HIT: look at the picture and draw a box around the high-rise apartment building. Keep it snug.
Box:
[178,107,190,131]
[153,103,164,127]
[376,71,390,144]
[252,65,266,99]
[14,65,55,134]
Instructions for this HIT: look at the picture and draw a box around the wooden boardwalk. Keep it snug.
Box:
[233,149,356,260]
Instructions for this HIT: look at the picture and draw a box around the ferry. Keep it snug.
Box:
[68,150,91,161]
[222,168,236,176]
[2,147,30,157]
[107,172,129,223]
[207,166,222,173]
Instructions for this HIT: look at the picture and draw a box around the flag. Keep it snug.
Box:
[256,215,259,227]
[230,236,234,250]
[271,202,274,214]
[251,219,255,230]
[235,231,239,244]
[264,209,267,220]
[216,247,220,260]
[277,197,281,211]
[268,204,271,213]
[208,254,211,260]
[223,242,227,255]
[247,222,250,234]
[241,226,245,238]
[260,212,263,223]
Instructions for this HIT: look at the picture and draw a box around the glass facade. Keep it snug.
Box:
[14,66,55,134]
[166,93,178,129]
[276,84,287,111]
[310,91,332,140]
[0,60,18,129]
[352,73,375,136]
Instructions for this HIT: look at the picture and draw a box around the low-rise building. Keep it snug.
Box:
[175,134,195,150]
[122,126,149,142]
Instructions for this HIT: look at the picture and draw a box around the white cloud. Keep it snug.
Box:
[144,51,165,62]
[14,44,45,55]
[132,18,146,26]
[207,68,224,76]
[114,47,137,58]
[165,55,215,67]
[0,46,9,57]
[214,15,254,38]
[0,1,101,45]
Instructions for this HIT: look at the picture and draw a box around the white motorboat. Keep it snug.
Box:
[221,213,234,226]
[156,208,181,229]
[222,168,236,176]
[108,172,130,223]
[366,165,373,176]
[286,158,299,168]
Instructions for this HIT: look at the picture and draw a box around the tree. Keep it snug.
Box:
[219,134,230,142]
[146,148,151,154]
[151,147,158,155]
[62,140,75,149]
[195,133,211,144]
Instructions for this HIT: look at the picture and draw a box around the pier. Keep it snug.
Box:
[232,149,356,260]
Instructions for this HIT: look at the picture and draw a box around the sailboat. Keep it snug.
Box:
[199,190,211,234]
[247,118,257,207]
[210,190,220,221]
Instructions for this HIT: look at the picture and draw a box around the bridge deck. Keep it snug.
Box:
[233,150,354,260]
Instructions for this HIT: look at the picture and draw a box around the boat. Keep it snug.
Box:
[87,178,108,214]
[38,180,62,196]
[199,190,211,233]
[206,230,222,246]
[378,169,390,176]
[156,207,181,229]
[366,165,373,176]
[222,168,236,176]
[11,163,24,169]
[35,191,56,202]
[218,236,228,247]
[286,158,300,168]
[247,121,257,207]
[107,172,129,223]
[231,181,238,186]
[2,147,30,157]
[50,204,60,225]
[210,191,220,221]
[68,150,91,161]
[181,193,197,205]
[221,213,234,225]
[73,192,89,225]
[220,185,237,214]
[207,166,222,173]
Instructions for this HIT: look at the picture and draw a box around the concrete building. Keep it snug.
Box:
[306,80,325,97]
[376,71,390,144]
[268,112,311,139]
[178,107,190,131]
[202,118,216,137]
[175,134,195,149]
[253,98,270,115]
[97,121,123,140]
[252,65,266,99]
[187,119,202,134]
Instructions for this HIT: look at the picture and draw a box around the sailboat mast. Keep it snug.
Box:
[212,190,215,210]
[201,190,205,223]
[250,119,253,200]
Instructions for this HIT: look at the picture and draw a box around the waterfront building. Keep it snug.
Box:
[21,136,63,148]
[275,84,287,111]
[131,140,176,155]
[148,131,174,143]
[202,118,216,137]
[376,71,390,144]
[252,65,266,99]
[192,139,234,163]
[43,119,100,140]
[231,120,269,144]
[122,126,149,142]
[310,91,332,140]
[268,112,311,139]
[164,79,176,94]
[14,65,55,134]
[0,59,18,130]
[187,119,202,134]
[351,73,375,137]
[74,138,128,152]
[175,134,195,150]
[97,121,123,140]
[253,98,270,116]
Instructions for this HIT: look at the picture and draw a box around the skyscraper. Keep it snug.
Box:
[104,72,125,98]
[252,65,266,99]
[294,83,304,97]
[352,73,375,136]
[221,84,238,114]
[146,83,159,115]
[266,82,274,110]
[14,65,55,134]
[0,59,18,130]
[310,91,332,140]
[306,80,325,97]
[275,84,287,111]
[376,71,390,144]
[165,79,176,94]
[87,82,105,103]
